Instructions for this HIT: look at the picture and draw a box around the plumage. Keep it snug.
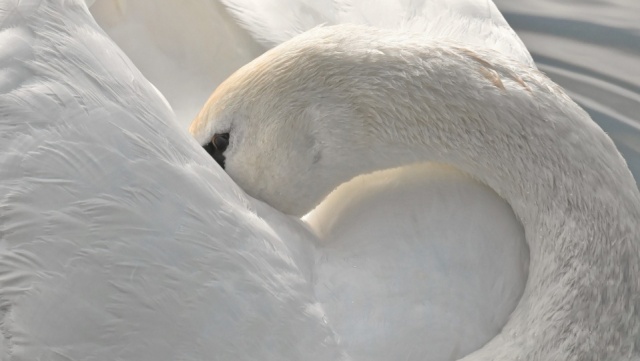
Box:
[0,2,342,360]
[2,0,636,361]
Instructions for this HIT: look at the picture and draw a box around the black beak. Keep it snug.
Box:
[203,141,225,168]
[203,133,230,169]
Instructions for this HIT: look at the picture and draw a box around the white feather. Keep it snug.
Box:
[0,2,343,360]
[5,1,628,361]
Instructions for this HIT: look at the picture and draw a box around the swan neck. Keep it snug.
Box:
[334,46,640,358]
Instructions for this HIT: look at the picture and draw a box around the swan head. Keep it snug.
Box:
[190,28,373,216]
[190,25,474,215]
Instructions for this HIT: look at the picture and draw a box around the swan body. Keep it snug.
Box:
[190,25,640,359]
[0,2,344,360]
[305,164,528,360]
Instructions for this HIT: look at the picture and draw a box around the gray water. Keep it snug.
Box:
[494,0,640,184]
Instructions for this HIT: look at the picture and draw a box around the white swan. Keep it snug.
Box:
[2,1,635,361]
[189,24,640,360]
[0,2,340,360]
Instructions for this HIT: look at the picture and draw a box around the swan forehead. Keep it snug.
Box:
[189,78,234,144]
[189,49,283,143]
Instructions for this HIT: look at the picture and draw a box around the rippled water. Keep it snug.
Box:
[495,0,640,183]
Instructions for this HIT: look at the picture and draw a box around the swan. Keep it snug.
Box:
[1,1,635,361]
[189,24,640,360]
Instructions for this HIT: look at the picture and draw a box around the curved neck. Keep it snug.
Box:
[325,44,640,359]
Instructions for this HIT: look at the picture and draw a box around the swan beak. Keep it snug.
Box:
[203,141,226,169]
[203,133,230,169]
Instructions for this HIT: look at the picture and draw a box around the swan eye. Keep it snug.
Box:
[213,133,230,151]
[203,133,230,169]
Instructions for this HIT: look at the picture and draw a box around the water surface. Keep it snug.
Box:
[495,0,640,183]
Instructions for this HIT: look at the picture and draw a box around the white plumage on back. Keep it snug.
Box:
[7,0,623,360]
[0,2,343,360]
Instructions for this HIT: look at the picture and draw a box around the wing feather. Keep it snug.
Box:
[0,2,343,360]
